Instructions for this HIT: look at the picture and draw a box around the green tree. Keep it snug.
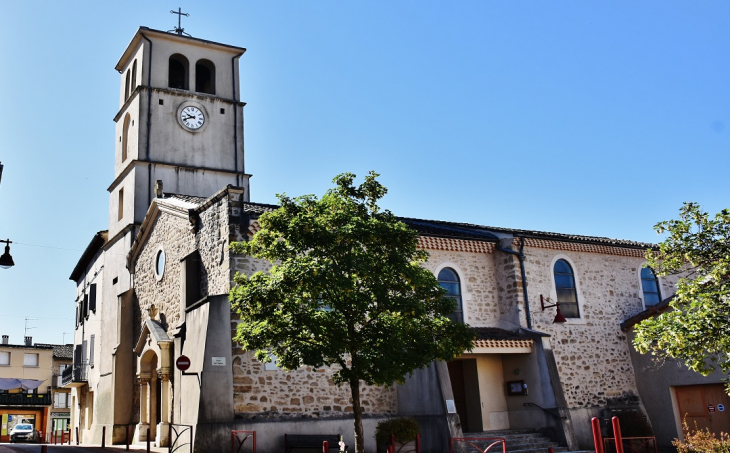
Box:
[633,203,730,386]
[229,172,475,453]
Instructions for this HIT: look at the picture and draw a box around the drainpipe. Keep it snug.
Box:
[231,53,243,187]
[141,33,153,208]
[495,237,532,329]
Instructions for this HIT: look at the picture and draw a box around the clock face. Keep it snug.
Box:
[180,106,205,130]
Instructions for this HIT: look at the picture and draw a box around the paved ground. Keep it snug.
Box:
[0,444,170,453]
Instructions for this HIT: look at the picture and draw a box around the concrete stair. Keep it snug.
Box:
[461,429,567,453]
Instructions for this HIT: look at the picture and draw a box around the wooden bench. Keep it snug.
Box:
[285,434,343,453]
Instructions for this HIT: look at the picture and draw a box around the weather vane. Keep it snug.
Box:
[169,7,191,36]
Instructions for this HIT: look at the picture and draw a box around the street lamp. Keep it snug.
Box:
[0,239,14,269]
[540,294,567,323]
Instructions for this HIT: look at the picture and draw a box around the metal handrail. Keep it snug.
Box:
[523,402,565,420]
[61,361,88,386]
[169,424,193,453]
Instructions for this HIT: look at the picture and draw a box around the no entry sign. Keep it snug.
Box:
[176,355,191,371]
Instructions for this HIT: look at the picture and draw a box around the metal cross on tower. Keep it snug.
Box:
[169,7,191,36]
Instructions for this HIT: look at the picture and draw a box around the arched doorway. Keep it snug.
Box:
[134,318,173,447]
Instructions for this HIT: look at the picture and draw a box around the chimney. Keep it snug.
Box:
[155,180,164,199]
[1,335,7,345]
[24,336,32,346]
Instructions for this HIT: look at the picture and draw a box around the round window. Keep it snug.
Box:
[155,249,166,280]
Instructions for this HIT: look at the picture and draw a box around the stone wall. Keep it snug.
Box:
[418,236,679,411]
[227,212,397,418]
[523,243,677,409]
[196,194,233,297]
[229,351,397,417]
[420,248,503,326]
[133,212,196,339]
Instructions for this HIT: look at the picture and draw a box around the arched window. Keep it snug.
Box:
[438,267,463,324]
[131,59,137,93]
[554,259,579,318]
[124,70,130,101]
[122,114,131,162]
[641,267,661,307]
[168,54,189,90]
[195,59,215,94]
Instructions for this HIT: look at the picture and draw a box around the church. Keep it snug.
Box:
[66,25,729,453]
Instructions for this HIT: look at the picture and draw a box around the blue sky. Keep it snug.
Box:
[0,1,728,345]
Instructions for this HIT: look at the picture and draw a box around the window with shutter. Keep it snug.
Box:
[23,353,39,367]
[89,284,97,313]
[90,335,95,368]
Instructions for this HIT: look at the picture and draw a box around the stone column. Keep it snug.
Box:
[158,373,171,447]
[150,373,158,442]
[137,374,150,441]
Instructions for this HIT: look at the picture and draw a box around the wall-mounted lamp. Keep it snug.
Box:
[0,239,15,269]
[540,295,566,323]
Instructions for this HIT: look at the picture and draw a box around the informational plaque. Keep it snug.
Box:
[212,357,226,366]
[446,399,457,414]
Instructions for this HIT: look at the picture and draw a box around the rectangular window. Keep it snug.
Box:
[83,294,89,318]
[89,284,97,313]
[181,251,201,307]
[54,392,69,408]
[23,353,39,367]
[0,352,9,366]
[118,188,124,221]
[89,335,95,368]
[57,364,68,386]
[82,340,88,365]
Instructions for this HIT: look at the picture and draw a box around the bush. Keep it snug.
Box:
[375,417,420,446]
[674,421,730,453]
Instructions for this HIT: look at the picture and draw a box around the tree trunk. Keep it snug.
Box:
[350,377,365,453]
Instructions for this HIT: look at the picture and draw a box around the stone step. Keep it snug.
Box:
[509,448,568,453]
[465,429,539,437]
[459,430,565,453]
[464,433,544,440]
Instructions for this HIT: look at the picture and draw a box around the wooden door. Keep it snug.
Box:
[448,360,470,433]
[676,384,730,436]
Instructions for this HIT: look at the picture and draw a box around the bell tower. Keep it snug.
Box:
[109,26,250,237]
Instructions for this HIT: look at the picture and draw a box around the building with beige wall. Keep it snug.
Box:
[0,336,68,442]
[67,24,728,453]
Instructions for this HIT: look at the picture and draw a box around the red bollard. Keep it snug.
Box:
[41,445,47,453]
[126,425,130,451]
[76,427,80,445]
[102,426,106,448]
[612,416,624,453]
[548,448,554,453]
[147,428,151,453]
[323,440,329,453]
[592,417,604,453]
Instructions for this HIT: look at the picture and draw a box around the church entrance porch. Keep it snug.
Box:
[446,328,566,440]
[448,355,511,432]
[134,318,173,447]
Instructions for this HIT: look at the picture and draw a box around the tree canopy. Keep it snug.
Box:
[229,172,475,453]
[633,202,730,381]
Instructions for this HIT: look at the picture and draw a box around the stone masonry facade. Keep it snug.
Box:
[133,188,676,420]
[133,189,397,419]
[419,235,678,410]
